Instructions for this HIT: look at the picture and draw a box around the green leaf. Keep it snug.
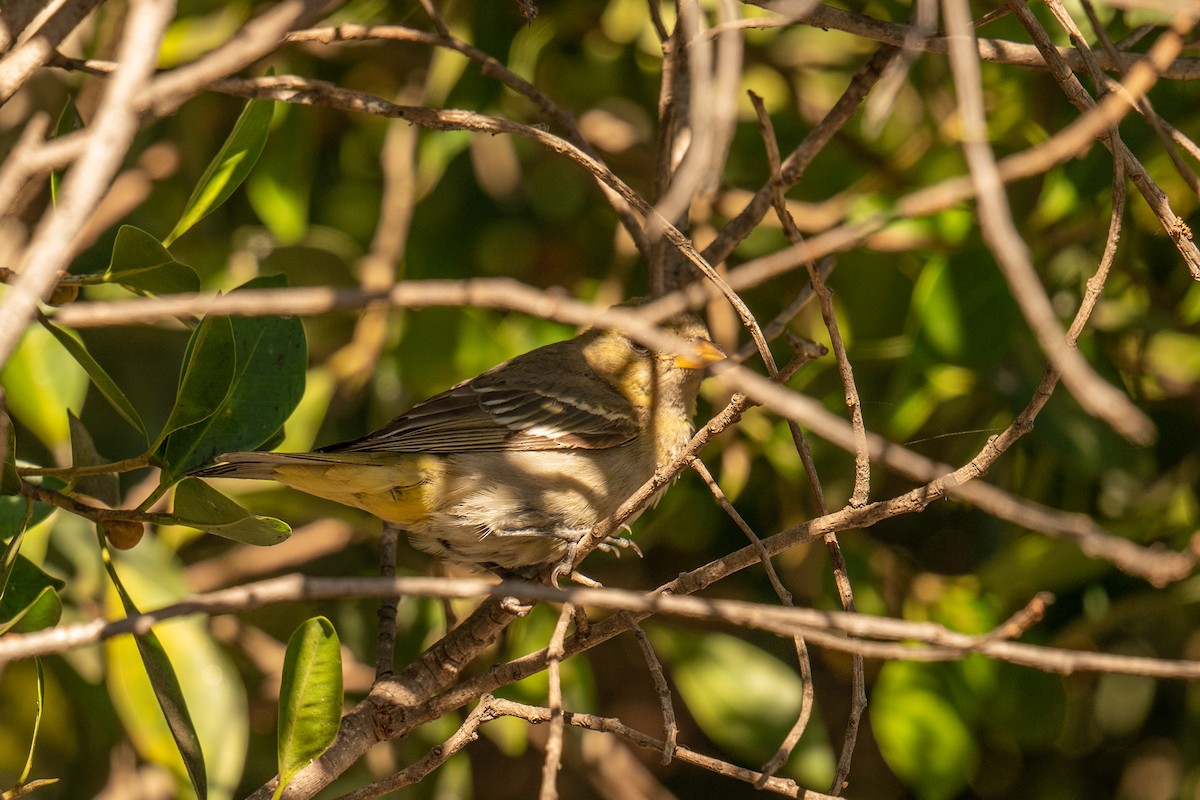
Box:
[156,275,306,480]
[275,616,343,800]
[40,317,147,439]
[1,412,18,496]
[872,661,978,800]
[0,587,62,636]
[105,537,246,800]
[0,494,52,540]
[0,325,88,452]
[164,97,275,246]
[20,658,46,783]
[0,555,65,635]
[172,477,291,545]
[67,412,122,506]
[105,554,208,800]
[155,315,238,446]
[1,498,35,600]
[50,98,84,206]
[104,225,200,295]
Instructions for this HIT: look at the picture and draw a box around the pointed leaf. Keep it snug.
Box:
[1,412,18,496]
[40,318,147,439]
[67,412,122,506]
[104,225,200,295]
[50,98,84,206]
[157,275,306,480]
[1,499,35,599]
[39,311,145,438]
[105,538,246,800]
[19,659,46,783]
[155,315,238,447]
[275,617,342,799]
[172,478,291,545]
[105,555,208,800]
[165,97,274,246]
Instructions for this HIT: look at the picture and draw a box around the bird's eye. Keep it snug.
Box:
[630,340,651,356]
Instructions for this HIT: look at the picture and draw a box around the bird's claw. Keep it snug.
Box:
[596,534,642,559]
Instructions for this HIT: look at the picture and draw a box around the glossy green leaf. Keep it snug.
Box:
[105,538,246,800]
[0,324,88,452]
[0,555,65,635]
[872,661,978,800]
[156,275,306,480]
[41,318,147,439]
[105,553,208,800]
[104,225,201,295]
[172,477,291,545]
[155,315,237,445]
[275,616,343,799]
[0,587,61,637]
[50,97,83,206]
[165,97,274,246]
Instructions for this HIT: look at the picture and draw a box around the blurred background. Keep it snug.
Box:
[1,1,1199,798]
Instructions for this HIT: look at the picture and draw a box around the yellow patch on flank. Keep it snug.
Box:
[272,454,441,526]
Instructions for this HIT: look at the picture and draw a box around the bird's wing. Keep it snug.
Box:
[325,343,639,454]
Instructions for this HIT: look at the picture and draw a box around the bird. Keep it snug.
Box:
[193,302,725,575]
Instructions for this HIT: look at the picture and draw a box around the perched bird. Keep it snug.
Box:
[195,304,725,573]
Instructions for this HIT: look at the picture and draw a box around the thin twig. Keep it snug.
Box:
[538,602,574,800]
[621,611,678,764]
[691,458,816,784]
[749,88,869,793]
[1076,0,1200,198]
[490,697,838,799]
[334,694,496,799]
[997,0,1200,278]
[375,524,401,679]
[747,1,1200,81]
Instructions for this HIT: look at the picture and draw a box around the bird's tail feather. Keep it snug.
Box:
[192,451,392,480]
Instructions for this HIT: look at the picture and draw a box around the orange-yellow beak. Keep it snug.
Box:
[674,338,726,370]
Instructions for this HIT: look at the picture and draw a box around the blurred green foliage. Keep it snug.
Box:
[2,1,1200,799]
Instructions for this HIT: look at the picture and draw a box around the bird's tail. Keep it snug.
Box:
[192,451,435,526]
[192,452,350,481]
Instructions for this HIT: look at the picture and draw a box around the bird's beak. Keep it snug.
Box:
[674,339,726,370]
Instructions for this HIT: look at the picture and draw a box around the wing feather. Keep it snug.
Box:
[324,340,638,454]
